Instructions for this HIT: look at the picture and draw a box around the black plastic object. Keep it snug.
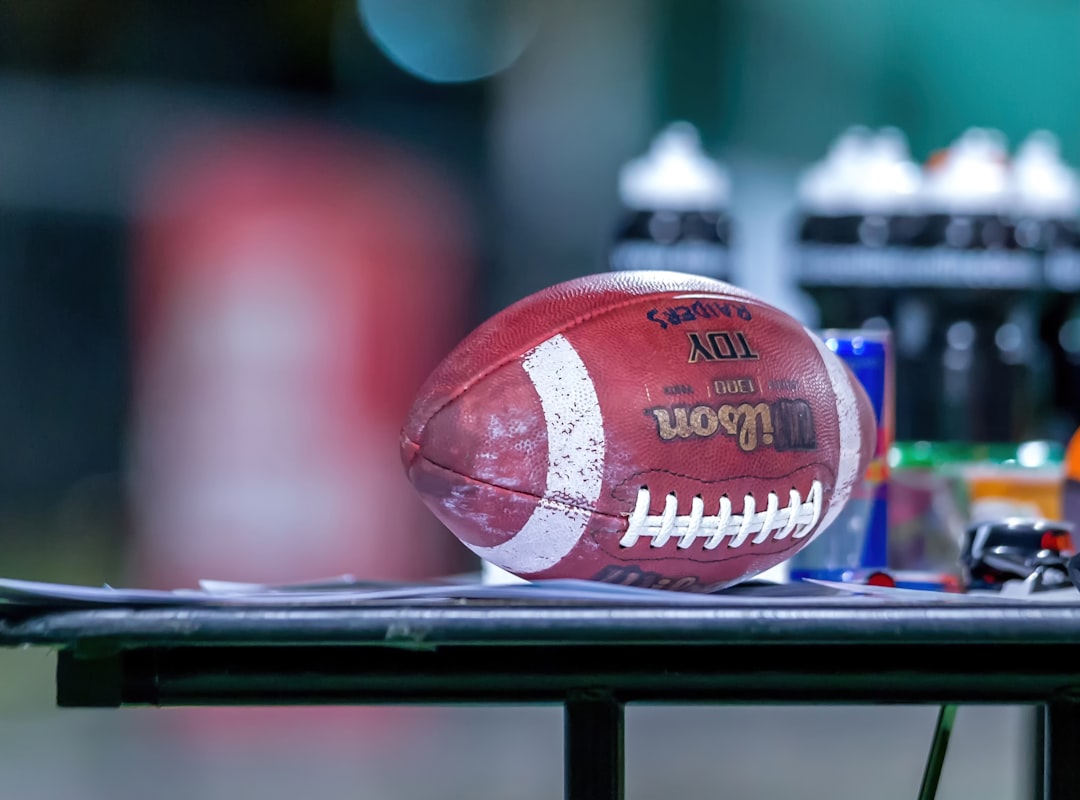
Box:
[1066,552,1080,594]
[960,517,1075,592]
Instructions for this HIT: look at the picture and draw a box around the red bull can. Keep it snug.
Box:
[789,327,894,582]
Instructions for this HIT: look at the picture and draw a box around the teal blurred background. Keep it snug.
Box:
[667,0,1080,162]
[0,1,1060,797]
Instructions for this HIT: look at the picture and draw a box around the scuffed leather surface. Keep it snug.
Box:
[403,270,875,591]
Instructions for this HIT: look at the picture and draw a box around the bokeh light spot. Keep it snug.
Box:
[358,0,541,83]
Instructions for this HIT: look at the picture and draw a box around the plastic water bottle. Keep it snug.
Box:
[610,121,733,281]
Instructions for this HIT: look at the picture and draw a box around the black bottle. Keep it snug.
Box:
[793,125,923,333]
[904,128,1044,442]
[1013,131,1080,441]
[610,121,733,281]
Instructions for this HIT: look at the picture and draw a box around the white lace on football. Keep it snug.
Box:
[619,481,823,549]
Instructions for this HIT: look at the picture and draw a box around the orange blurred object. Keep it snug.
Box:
[965,465,1063,522]
[1064,426,1080,531]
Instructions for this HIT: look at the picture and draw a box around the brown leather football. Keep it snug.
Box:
[401,270,876,592]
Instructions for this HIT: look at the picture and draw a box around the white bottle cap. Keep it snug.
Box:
[861,127,923,212]
[618,121,730,211]
[921,127,1011,215]
[798,126,921,215]
[1010,130,1080,219]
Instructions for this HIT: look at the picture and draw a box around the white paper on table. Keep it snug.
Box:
[0,573,1074,609]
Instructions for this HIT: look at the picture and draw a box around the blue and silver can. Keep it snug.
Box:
[789,327,894,582]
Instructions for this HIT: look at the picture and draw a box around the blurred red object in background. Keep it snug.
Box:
[128,118,477,745]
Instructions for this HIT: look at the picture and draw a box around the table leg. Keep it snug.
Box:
[917,704,957,800]
[1032,706,1045,800]
[565,690,624,800]
[1044,696,1080,800]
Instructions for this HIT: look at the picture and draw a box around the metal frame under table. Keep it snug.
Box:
[1,598,1078,800]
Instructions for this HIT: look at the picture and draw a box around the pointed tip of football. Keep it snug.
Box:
[400,431,421,473]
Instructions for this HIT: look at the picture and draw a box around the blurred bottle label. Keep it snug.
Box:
[609,212,731,277]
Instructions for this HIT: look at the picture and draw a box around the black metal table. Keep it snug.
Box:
[0,598,1078,799]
